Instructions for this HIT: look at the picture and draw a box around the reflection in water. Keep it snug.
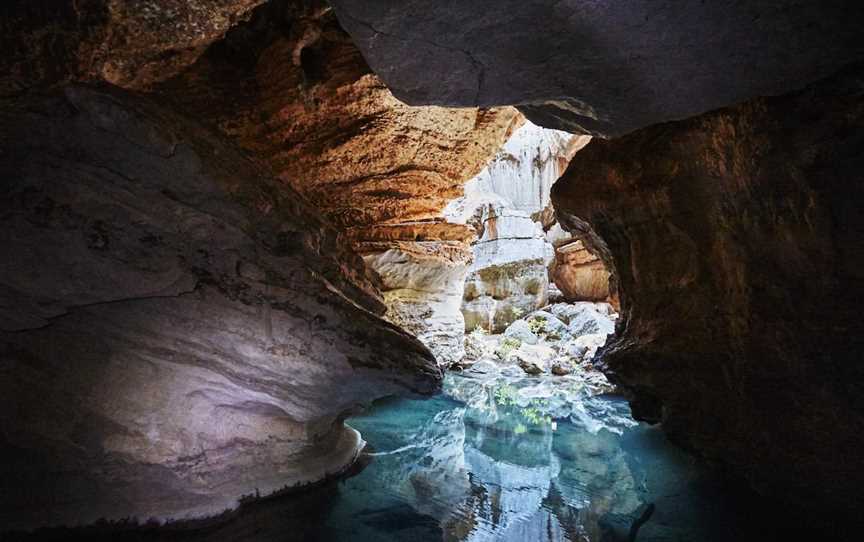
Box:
[330,371,745,542]
[13,371,767,542]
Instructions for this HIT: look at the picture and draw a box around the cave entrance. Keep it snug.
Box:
[336,122,691,542]
[357,116,618,374]
[441,119,619,378]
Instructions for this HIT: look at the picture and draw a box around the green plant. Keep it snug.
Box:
[521,401,553,426]
[494,383,517,406]
[495,337,521,359]
[527,317,545,335]
[511,306,524,318]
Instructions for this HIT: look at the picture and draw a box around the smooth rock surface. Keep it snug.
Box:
[329,0,864,136]
[566,305,615,338]
[503,320,539,346]
[0,85,441,529]
[361,240,472,366]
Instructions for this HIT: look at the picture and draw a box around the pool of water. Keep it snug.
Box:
[15,369,772,542]
[322,370,750,542]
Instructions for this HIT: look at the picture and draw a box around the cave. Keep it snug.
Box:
[2,1,863,541]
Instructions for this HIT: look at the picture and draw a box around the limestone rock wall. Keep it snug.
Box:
[461,206,552,333]
[551,65,864,521]
[154,1,519,365]
[446,121,588,333]
[0,85,441,530]
[363,248,471,366]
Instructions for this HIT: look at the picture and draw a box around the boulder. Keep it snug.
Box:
[465,359,501,378]
[504,319,539,345]
[525,310,570,340]
[463,329,490,365]
[546,303,581,325]
[573,334,611,363]
[551,362,573,376]
[567,305,615,337]
[550,239,611,302]
[513,344,556,375]
[519,359,544,376]
[562,341,590,363]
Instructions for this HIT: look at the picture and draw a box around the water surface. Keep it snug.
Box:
[14,369,767,542]
[324,370,749,541]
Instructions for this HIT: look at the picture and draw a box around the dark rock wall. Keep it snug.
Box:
[0,0,265,94]
[329,0,864,136]
[0,85,440,529]
[552,65,864,520]
[2,0,864,532]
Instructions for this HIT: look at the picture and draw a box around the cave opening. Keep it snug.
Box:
[330,120,712,542]
[2,0,863,540]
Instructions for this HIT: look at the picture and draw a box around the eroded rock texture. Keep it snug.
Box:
[329,0,864,136]
[0,0,264,94]
[0,85,441,529]
[445,121,586,333]
[154,1,519,365]
[550,239,611,303]
[552,66,864,521]
[356,224,475,366]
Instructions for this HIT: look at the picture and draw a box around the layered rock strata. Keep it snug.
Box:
[353,223,475,366]
[329,0,864,136]
[0,85,441,529]
[461,206,552,333]
[551,65,864,521]
[445,120,590,332]
[550,238,612,303]
[153,1,520,364]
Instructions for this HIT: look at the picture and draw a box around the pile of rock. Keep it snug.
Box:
[459,301,617,387]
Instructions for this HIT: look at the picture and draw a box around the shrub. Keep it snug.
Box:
[494,383,517,406]
[527,317,545,335]
[495,337,521,359]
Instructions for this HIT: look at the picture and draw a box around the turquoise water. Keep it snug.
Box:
[321,372,748,542]
[14,371,764,542]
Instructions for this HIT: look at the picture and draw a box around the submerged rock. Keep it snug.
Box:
[551,362,574,376]
[519,359,545,376]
